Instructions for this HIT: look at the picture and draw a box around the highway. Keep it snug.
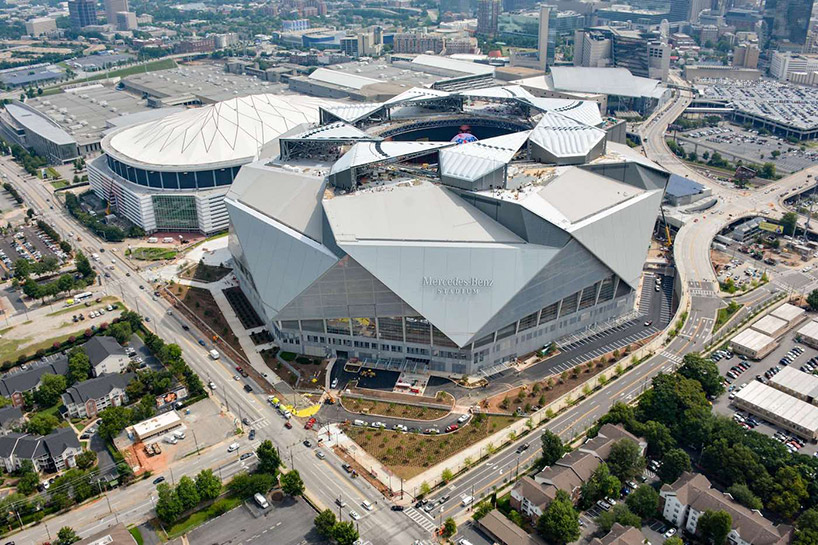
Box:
[0,158,428,545]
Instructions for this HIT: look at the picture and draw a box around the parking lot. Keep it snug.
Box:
[0,224,67,278]
[712,328,818,456]
[677,124,818,174]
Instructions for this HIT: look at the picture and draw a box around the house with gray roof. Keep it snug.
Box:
[61,372,135,419]
[0,406,23,434]
[0,356,69,407]
[84,336,129,377]
[0,428,81,473]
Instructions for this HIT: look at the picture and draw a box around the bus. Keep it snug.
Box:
[75,292,93,301]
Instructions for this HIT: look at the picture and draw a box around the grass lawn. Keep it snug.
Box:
[47,296,119,317]
[50,180,68,190]
[0,330,77,364]
[180,262,232,283]
[345,414,519,479]
[342,397,450,421]
[34,404,62,419]
[70,58,177,85]
[166,496,243,538]
[714,301,743,333]
[130,247,178,261]
[280,351,297,362]
[128,526,144,545]
[171,284,244,357]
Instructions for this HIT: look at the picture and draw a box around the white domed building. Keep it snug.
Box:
[88,93,328,234]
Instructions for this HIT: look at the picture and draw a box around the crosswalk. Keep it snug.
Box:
[404,506,437,533]
[689,288,717,297]
[659,351,683,365]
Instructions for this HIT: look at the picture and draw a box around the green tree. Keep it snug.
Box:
[473,501,493,521]
[228,472,275,498]
[442,517,457,537]
[256,440,281,476]
[679,352,724,397]
[26,412,60,435]
[537,489,580,544]
[75,449,97,470]
[781,212,799,237]
[665,537,684,545]
[195,469,221,500]
[97,406,133,440]
[57,274,74,294]
[659,448,691,484]
[175,475,200,511]
[315,509,337,537]
[699,510,733,545]
[808,289,818,311]
[626,485,659,520]
[597,504,642,533]
[606,439,645,483]
[281,470,305,497]
[332,521,359,545]
[56,526,79,545]
[17,470,39,495]
[541,429,565,467]
[155,483,182,523]
[33,373,67,407]
[110,322,132,345]
[795,508,818,545]
[726,483,762,510]
[67,347,91,385]
[580,463,621,508]
[441,468,454,483]
[419,481,431,497]
[13,258,31,279]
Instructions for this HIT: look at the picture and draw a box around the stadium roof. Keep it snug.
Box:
[735,380,818,435]
[666,174,705,198]
[283,121,375,142]
[4,102,76,146]
[320,103,385,124]
[410,54,495,76]
[384,87,452,106]
[548,67,667,99]
[525,97,603,126]
[330,141,452,175]
[104,93,327,170]
[439,131,531,182]
[529,111,607,161]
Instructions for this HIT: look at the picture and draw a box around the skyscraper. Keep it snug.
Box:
[764,0,815,47]
[68,0,98,28]
[104,0,128,24]
[538,6,550,70]
[668,0,710,22]
[477,0,501,35]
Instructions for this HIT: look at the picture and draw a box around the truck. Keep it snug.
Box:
[162,237,174,243]
[147,237,158,243]
[209,349,220,360]
[91,253,100,262]
[254,493,269,509]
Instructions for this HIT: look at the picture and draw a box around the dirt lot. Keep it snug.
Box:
[344,414,519,479]
[341,397,450,421]
[168,284,244,358]
[268,351,328,389]
[484,342,646,415]
[180,262,233,283]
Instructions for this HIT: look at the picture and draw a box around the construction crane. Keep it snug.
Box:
[660,206,673,247]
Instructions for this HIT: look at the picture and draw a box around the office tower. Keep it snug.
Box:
[668,0,710,22]
[477,0,501,35]
[764,0,815,47]
[68,0,98,28]
[733,43,759,67]
[538,6,549,70]
[104,0,127,24]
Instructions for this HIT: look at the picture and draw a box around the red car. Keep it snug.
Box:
[284,421,293,429]
[445,424,459,433]
[304,417,317,430]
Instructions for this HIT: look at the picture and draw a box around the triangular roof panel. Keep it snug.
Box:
[319,103,384,124]
[282,121,378,142]
[525,97,603,126]
[383,87,452,106]
[330,141,452,176]
[439,131,531,182]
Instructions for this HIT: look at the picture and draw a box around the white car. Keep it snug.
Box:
[227,442,239,452]
[457,414,469,424]
[664,529,677,539]
[362,500,373,511]
[349,511,361,521]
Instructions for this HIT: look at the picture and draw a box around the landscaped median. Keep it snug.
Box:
[341,396,451,421]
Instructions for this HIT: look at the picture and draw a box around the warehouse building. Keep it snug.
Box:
[733,380,818,440]
[796,319,818,348]
[0,102,80,164]
[770,303,807,327]
[769,366,818,406]
[729,328,778,359]
[750,314,790,338]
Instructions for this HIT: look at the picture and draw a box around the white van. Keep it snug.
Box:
[173,430,186,440]
[147,237,158,243]
[162,237,174,243]
[209,349,220,360]
[254,493,269,509]
[461,495,473,507]
[353,419,365,426]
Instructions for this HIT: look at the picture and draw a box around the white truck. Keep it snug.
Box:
[162,237,174,243]
[254,493,269,509]
[147,237,158,243]
[91,253,100,262]
[209,349,220,360]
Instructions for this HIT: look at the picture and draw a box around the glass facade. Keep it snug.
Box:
[152,195,199,231]
[106,155,239,190]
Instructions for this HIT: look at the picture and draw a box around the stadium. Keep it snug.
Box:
[87,93,328,234]
[226,85,669,375]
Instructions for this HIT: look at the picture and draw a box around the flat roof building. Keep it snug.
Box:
[132,411,181,441]
[0,102,80,164]
[751,314,790,338]
[770,303,807,326]
[729,328,778,359]
[769,366,818,405]
[734,380,818,440]
[664,174,712,207]
[797,319,818,348]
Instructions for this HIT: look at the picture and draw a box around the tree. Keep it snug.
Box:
[665,537,684,545]
[809,289,818,311]
[110,322,132,345]
[781,212,799,237]
[155,483,183,523]
[580,463,621,508]
[256,440,281,476]
[441,468,454,483]
[26,412,60,435]
[597,504,642,533]
[314,509,337,537]
[538,490,580,544]
[419,481,431,497]
[795,508,818,545]
[726,483,762,511]
[541,429,565,467]
[13,258,31,279]
[659,448,691,484]
[679,353,724,397]
[626,485,660,520]
[228,472,275,498]
[332,521,359,545]
[699,510,732,545]
[176,475,200,511]
[760,162,777,180]
[97,406,133,440]
[57,274,74,294]
[606,439,645,483]
[281,470,305,497]
[33,373,67,407]
[67,348,91,384]
[195,469,221,501]
[56,526,79,545]
[17,470,39,495]
[641,420,676,457]
[75,449,97,470]
[442,517,457,537]
[473,501,493,521]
